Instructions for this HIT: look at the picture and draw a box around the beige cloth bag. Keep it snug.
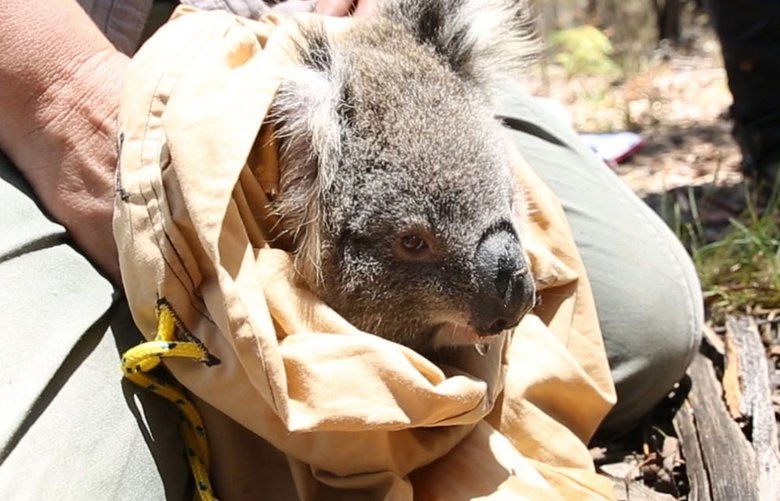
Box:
[114,7,617,499]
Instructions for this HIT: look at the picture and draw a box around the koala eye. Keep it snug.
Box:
[401,234,428,251]
[396,231,436,260]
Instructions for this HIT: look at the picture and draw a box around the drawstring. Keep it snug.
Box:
[121,304,217,501]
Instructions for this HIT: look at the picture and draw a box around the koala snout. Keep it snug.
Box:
[471,227,536,336]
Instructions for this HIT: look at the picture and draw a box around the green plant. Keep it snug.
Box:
[689,183,780,323]
[550,25,622,78]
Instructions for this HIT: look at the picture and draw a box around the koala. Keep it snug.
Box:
[270,0,539,355]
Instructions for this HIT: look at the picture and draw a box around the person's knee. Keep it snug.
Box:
[597,247,703,436]
[489,83,705,436]
[636,281,701,391]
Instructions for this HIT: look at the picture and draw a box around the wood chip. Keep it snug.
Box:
[661,436,679,473]
[702,323,725,356]
[722,330,744,420]
[600,460,642,481]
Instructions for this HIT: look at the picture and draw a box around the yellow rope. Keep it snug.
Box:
[121,304,217,501]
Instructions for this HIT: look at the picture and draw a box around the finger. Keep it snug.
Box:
[352,0,378,18]
[315,0,355,16]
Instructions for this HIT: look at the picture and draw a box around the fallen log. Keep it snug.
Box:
[724,316,780,500]
[675,353,759,500]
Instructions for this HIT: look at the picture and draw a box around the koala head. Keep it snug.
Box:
[270,0,539,354]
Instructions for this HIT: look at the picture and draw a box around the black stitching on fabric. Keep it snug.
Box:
[145,181,209,313]
[136,31,222,325]
[137,21,281,413]
[146,181,200,293]
[115,132,130,201]
[137,185,210,319]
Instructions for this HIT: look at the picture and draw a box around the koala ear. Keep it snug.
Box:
[273,23,343,185]
[270,23,345,284]
[381,0,540,87]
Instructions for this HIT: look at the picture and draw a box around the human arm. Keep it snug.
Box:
[0,0,128,283]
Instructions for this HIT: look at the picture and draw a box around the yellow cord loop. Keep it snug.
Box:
[121,304,217,501]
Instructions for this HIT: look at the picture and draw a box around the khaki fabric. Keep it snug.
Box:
[114,6,617,499]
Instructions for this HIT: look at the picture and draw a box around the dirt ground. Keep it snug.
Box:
[527,31,741,192]
[525,27,749,239]
[525,23,779,500]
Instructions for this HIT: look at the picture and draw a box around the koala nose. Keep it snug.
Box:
[471,227,535,336]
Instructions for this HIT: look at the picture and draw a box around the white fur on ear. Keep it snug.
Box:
[380,0,540,88]
[452,0,540,84]
[270,25,343,286]
[274,64,342,181]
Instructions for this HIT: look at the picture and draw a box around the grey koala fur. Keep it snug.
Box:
[270,0,539,354]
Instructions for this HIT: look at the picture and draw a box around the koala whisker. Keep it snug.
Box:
[371,313,384,334]
[266,227,295,246]
[263,209,287,231]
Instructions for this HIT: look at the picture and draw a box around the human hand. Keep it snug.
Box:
[315,0,379,18]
